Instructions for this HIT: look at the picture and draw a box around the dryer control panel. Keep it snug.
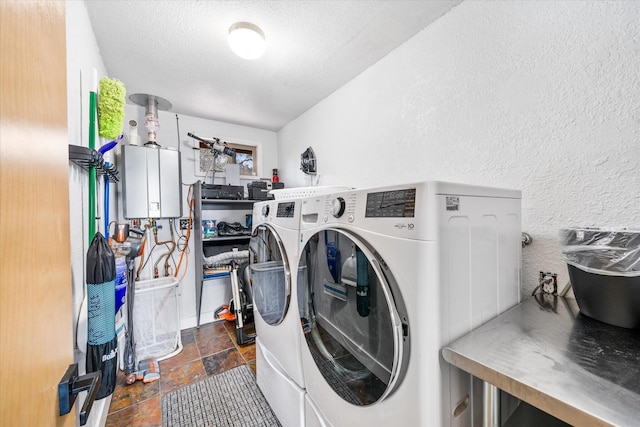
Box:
[365,188,416,218]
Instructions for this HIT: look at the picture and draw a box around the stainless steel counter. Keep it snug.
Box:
[442,296,640,427]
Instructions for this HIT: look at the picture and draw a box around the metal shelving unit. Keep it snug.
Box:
[193,181,255,327]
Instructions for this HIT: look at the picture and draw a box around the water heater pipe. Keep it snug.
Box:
[129,93,172,148]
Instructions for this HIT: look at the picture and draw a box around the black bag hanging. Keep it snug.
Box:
[85,232,118,399]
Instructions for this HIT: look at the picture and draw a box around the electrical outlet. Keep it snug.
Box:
[179,219,191,230]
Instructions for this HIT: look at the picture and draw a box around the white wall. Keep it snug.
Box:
[119,106,278,329]
[66,1,112,425]
[278,1,640,296]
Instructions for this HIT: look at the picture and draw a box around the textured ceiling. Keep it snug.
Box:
[85,1,460,131]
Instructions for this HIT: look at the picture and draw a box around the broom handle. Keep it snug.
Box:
[88,90,97,241]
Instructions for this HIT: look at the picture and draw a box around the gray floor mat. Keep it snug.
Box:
[162,365,281,427]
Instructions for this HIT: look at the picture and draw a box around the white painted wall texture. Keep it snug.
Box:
[278,1,640,296]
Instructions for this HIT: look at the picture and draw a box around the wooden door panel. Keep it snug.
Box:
[0,1,74,426]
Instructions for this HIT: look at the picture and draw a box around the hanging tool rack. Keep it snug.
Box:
[68,144,119,182]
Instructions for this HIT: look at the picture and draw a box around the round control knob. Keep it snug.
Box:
[261,205,270,217]
[331,197,346,218]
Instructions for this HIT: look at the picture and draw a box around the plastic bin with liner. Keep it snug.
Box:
[250,260,307,326]
[559,227,640,329]
[133,277,183,361]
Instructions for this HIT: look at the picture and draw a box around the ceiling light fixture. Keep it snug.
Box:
[228,22,266,60]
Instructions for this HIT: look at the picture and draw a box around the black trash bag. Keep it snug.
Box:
[86,339,118,399]
[85,232,117,399]
[86,231,116,283]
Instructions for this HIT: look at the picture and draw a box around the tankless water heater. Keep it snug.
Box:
[121,145,182,219]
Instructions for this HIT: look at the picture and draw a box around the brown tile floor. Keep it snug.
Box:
[106,320,256,427]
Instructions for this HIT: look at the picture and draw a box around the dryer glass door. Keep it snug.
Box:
[298,228,409,406]
[250,224,291,326]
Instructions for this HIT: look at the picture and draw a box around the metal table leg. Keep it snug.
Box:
[483,381,501,427]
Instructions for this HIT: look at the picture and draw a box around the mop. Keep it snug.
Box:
[97,77,125,240]
[97,77,126,142]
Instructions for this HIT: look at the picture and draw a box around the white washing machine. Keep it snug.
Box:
[250,198,306,427]
[250,187,352,427]
[296,181,522,427]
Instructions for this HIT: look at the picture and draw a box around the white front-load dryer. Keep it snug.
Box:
[250,198,305,427]
[296,182,522,427]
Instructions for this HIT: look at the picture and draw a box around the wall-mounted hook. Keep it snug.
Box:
[58,363,101,425]
[522,232,533,248]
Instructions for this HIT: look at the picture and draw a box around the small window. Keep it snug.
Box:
[227,142,257,176]
[197,140,258,177]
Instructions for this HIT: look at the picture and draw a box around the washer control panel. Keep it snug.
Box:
[277,201,295,218]
[324,193,357,222]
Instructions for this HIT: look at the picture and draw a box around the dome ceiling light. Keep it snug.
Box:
[227,22,266,60]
